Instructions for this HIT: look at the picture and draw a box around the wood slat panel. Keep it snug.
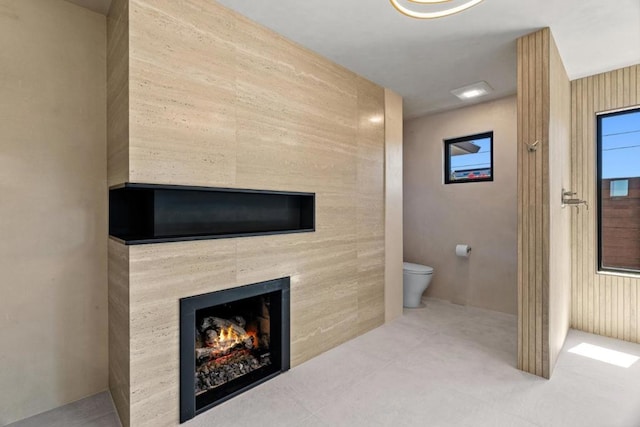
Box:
[518,29,548,378]
[517,28,571,379]
[517,35,525,370]
[570,64,640,344]
[535,31,544,376]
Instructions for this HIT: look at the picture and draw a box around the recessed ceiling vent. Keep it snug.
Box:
[451,81,493,100]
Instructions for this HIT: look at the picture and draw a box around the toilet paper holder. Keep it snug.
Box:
[456,244,472,257]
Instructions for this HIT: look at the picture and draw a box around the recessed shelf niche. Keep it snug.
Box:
[109,183,315,245]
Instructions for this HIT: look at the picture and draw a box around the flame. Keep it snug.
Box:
[210,325,252,352]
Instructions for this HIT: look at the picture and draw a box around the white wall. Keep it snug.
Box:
[0,1,107,424]
[404,96,518,314]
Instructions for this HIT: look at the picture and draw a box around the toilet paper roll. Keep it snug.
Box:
[456,244,471,257]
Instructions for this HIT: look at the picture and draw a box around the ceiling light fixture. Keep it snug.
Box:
[451,81,493,100]
[389,0,485,19]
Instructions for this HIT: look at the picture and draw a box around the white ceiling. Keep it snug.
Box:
[217,0,640,118]
[67,0,640,118]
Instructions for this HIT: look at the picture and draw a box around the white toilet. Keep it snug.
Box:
[403,262,434,308]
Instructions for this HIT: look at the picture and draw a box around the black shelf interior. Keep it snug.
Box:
[109,183,315,245]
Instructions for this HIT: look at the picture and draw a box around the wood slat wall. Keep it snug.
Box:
[517,28,572,379]
[571,64,640,343]
[518,28,549,378]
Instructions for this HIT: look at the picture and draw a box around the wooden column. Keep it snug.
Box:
[517,28,571,379]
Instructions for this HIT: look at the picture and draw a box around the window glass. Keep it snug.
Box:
[610,180,629,197]
[444,131,493,184]
[598,108,640,273]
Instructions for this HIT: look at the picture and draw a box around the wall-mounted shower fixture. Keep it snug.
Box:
[561,188,588,212]
[525,140,539,152]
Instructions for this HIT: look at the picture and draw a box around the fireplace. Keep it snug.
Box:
[179,278,290,423]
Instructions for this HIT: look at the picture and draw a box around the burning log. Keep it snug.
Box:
[195,349,271,394]
[200,316,249,340]
[197,316,254,364]
[196,345,247,361]
[194,305,275,395]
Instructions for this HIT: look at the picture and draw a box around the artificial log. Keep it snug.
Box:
[200,316,247,337]
[198,316,253,358]
[196,344,249,361]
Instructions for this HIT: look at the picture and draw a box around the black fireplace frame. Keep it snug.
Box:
[179,277,290,423]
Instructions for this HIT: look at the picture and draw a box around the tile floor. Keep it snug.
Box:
[9,298,640,427]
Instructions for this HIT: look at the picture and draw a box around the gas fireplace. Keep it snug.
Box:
[179,278,290,423]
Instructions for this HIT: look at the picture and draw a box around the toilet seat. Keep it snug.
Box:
[403,262,433,275]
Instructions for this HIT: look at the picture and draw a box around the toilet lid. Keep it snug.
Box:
[403,262,433,274]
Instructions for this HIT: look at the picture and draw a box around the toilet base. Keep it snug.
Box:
[403,302,425,309]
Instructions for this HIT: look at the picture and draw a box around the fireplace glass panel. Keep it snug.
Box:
[194,293,278,409]
[180,278,290,423]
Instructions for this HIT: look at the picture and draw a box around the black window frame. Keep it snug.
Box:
[596,107,640,275]
[444,131,494,185]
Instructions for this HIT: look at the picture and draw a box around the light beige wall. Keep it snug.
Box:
[108,1,388,425]
[548,32,572,375]
[404,96,518,315]
[385,89,404,322]
[0,1,107,424]
[571,65,640,343]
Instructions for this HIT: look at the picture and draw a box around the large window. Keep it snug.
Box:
[444,131,493,184]
[597,108,640,273]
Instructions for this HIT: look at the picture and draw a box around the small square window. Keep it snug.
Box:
[444,131,493,184]
[610,179,629,197]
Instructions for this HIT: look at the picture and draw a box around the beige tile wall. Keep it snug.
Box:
[108,1,388,425]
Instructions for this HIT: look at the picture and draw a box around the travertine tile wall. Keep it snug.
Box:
[107,0,128,187]
[107,1,388,425]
